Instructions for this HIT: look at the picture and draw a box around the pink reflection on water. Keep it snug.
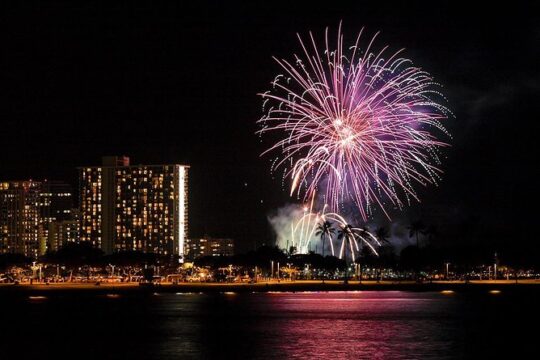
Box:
[254,291,460,360]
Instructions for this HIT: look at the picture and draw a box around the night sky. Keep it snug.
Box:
[1,2,538,255]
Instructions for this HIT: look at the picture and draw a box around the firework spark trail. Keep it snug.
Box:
[258,24,451,220]
[290,204,380,260]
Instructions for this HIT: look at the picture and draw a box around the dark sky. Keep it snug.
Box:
[1,1,538,254]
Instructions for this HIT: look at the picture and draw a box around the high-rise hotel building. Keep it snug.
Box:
[0,181,41,258]
[79,156,188,258]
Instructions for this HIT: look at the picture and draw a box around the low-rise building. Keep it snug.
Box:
[185,236,234,260]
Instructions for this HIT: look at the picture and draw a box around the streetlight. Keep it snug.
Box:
[228,264,233,282]
[493,252,498,281]
[30,261,41,283]
[287,263,293,281]
[31,261,37,279]
[445,262,450,280]
[270,260,274,280]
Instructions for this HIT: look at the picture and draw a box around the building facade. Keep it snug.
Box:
[79,156,188,257]
[0,181,42,258]
[0,180,77,257]
[39,180,75,253]
[185,236,234,260]
[47,220,80,252]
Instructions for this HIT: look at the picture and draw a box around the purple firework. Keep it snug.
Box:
[257,24,451,220]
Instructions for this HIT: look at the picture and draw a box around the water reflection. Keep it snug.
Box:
[2,290,538,359]
[155,291,463,359]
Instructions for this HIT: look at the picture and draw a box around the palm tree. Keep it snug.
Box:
[408,220,426,248]
[425,225,438,246]
[338,224,355,284]
[357,225,371,282]
[375,226,390,282]
[315,220,335,258]
[375,226,390,245]
[315,220,335,283]
[408,220,426,281]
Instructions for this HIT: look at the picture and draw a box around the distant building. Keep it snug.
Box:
[185,236,234,260]
[79,156,189,257]
[0,181,42,258]
[39,180,74,222]
[0,180,77,257]
[39,180,75,253]
[47,209,80,252]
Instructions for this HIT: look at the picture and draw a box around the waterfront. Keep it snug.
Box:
[2,279,540,294]
[1,289,538,359]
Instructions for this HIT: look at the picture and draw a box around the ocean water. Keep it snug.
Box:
[1,290,537,359]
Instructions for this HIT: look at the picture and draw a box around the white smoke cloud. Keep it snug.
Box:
[268,203,418,255]
[267,204,308,251]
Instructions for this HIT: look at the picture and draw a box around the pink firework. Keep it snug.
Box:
[258,25,451,220]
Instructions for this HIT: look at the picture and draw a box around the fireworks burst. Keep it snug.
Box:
[258,24,451,219]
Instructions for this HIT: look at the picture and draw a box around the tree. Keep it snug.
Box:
[374,226,395,270]
[0,253,31,272]
[105,251,160,267]
[43,242,104,281]
[337,224,355,284]
[354,225,374,281]
[315,220,336,281]
[408,220,426,248]
[424,225,439,246]
[315,220,335,258]
[47,242,104,268]
[375,226,390,245]
[399,245,422,273]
